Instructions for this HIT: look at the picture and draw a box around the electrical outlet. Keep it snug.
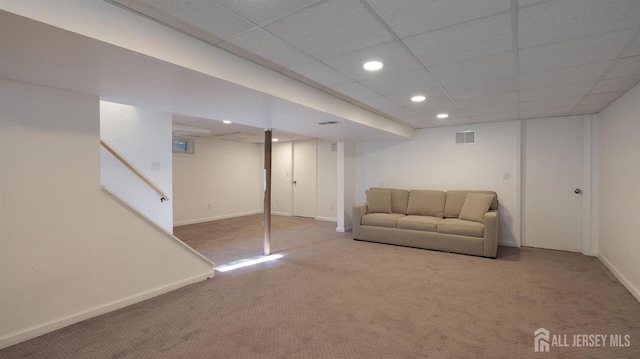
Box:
[207,204,211,210]
[330,204,334,210]
[503,171,510,180]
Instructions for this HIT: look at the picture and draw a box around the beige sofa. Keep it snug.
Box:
[353,188,499,258]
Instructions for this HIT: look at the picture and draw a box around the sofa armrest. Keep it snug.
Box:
[352,204,368,239]
[483,210,499,258]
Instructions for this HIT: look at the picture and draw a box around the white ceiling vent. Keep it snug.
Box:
[456,131,476,144]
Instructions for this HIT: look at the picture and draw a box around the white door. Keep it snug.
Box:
[524,117,584,252]
[293,140,317,218]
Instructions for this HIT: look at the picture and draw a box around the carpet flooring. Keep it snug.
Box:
[2,214,639,358]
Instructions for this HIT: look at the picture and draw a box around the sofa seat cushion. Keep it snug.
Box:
[396,215,440,232]
[437,219,484,238]
[362,213,405,228]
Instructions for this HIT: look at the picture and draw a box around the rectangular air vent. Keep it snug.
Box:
[456,131,476,144]
[318,121,339,125]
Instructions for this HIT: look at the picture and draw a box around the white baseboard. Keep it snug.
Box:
[272,211,292,217]
[0,272,212,350]
[499,240,519,247]
[174,210,261,226]
[599,254,640,303]
[337,226,352,233]
[315,216,337,223]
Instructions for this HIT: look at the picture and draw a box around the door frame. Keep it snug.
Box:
[520,115,595,255]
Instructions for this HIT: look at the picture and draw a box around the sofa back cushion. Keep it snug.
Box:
[366,188,392,213]
[406,190,446,218]
[444,190,498,218]
[372,187,409,214]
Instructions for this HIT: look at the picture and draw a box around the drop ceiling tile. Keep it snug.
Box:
[518,0,640,49]
[518,0,548,7]
[622,35,640,58]
[519,96,582,111]
[519,82,594,102]
[411,100,466,120]
[228,29,316,68]
[365,0,509,38]
[404,13,512,66]
[215,0,321,26]
[265,0,393,59]
[603,56,640,79]
[570,103,607,115]
[519,61,611,90]
[455,92,518,107]
[464,102,519,116]
[471,112,519,123]
[428,52,515,88]
[579,92,623,105]
[323,41,421,81]
[113,0,255,42]
[519,106,575,119]
[385,87,452,107]
[359,69,439,96]
[519,29,636,73]
[332,81,380,100]
[429,53,516,98]
[446,76,517,99]
[590,76,640,94]
[291,61,353,87]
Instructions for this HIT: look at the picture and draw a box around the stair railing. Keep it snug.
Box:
[100,139,170,202]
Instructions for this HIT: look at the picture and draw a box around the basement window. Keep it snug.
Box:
[173,137,194,154]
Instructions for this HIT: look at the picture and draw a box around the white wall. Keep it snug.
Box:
[597,82,640,301]
[0,78,213,349]
[316,140,338,221]
[355,121,520,246]
[172,137,262,226]
[100,101,173,232]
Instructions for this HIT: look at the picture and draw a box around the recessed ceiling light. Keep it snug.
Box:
[272,138,279,142]
[411,95,426,102]
[223,120,231,124]
[437,113,449,119]
[363,61,383,71]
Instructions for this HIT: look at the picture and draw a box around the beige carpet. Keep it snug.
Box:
[2,214,639,358]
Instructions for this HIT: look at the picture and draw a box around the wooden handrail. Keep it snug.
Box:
[100,139,170,202]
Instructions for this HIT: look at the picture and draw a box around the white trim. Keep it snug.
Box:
[515,120,522,247]
[499,240,519,247]
[102,186,215,268]
[173,210,262,226]
[272,211,293,217]
[0,273,211,350]
[315,216,337,223]
[520,120,527,247]
[336,226,352,233]
[581,115,592,255]
[599,254,640,303]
